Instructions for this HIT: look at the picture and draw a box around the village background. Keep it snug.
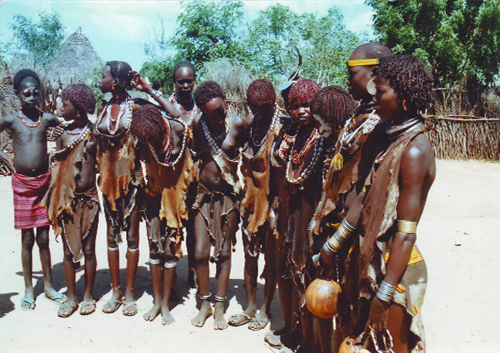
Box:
[0,1,499,352]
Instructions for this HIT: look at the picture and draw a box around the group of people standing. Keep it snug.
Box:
[0,41,435,353]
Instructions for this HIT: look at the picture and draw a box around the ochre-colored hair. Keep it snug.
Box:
[288,78,320,106]
[378,56,434,114]
[194,81,225,107]
[62,84,96,115]
[247,79,276,107]
[310,86,356,130]
[130,104,167,147]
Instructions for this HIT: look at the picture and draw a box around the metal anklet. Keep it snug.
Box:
[149,258,161,265]
[127,247,139,253]
[107,245,119,252]
[214,295,226,302]
[199,292,212,300]
[164,261,177,269]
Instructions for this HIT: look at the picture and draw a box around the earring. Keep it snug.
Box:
[403,100,408,111]
[366,78,377,96]
[76,111,81,119]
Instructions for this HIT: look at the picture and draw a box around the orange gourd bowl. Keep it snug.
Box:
[305,278,341,319]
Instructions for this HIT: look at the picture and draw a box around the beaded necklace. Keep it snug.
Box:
[286,128,323,185]
[250,103,280,148]
[96,98,133,137]
[18,109,42,129]
[201,117,232,159]
[149,117,189,169]
[291,128,321,166]
[54,122,92,156]
[169,93,198,128]
[202,114,230,144]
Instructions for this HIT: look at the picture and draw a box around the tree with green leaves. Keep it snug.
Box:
[9,11,66,66]
[169,0,248,67]
[246,4,360,86]
[367,0,500,90]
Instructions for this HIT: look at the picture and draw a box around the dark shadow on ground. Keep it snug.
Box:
[0,292,19,318]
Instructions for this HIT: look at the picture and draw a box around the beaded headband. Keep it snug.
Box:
[347,58,379,67]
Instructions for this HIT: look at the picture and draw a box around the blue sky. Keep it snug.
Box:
[0,0,375,70]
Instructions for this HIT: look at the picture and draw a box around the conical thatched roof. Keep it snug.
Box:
[47,27,104,86]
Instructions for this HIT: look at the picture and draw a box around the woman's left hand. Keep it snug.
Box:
[365,297,390,334]
[130,71,150,93]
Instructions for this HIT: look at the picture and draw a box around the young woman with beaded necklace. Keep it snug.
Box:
[281,78,323,353]
[96,61,179,316]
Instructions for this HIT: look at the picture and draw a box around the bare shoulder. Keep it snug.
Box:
[169,118,185,135]
[401,132,435,179]
[229,112,247,131]
[43,112,60,126]
[1,111,17,125]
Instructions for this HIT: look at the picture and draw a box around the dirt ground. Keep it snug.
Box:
[0,159,498,353]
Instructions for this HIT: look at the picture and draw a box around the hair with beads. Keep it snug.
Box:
[377,56,434,114]
[106,61,133,90]
[13,69,41,91]
[310,86,356,130]
[193,81,225,108]
[61,84,96,115]
[247,79,276,107]
[173,61,197,82]
[130,104,167,147]
[288,78,320,107]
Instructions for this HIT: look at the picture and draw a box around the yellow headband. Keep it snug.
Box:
[347,58,379,67]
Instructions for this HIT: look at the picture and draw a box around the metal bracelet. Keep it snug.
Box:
[376,280,396,303]
[397,220,417,234]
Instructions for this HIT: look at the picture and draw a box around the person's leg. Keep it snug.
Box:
[103,221,122,313]
[186,205,197,288]
[317,317,333,353]
[143,240,162,322]
[213,210,239,330]
[276,250,292,335]
[161,257,177,325]
[58,240,78,317]
[297,307,315,353]
[123,206,140,316]
[229,234,258,326]
[250,227,278,330]
[80,218,98,314]
[191,210,213,327]
[36,226,63,301]
[21,228,36,309]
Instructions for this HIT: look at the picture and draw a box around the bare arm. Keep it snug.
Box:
[0,113,14,132]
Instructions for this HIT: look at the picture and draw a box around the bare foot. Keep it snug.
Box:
[191,300,212,327]
[161,303,175,325]
[213,301,227,330]
[143,301,161,321]
[45,287,67,304]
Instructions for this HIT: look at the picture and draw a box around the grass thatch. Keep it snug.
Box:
[424,115,500,161]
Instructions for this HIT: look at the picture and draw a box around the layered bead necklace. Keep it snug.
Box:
[18,109,42,129]
[97,97,133,136]
[286,127,323,185]
[202,115,230,157]
[54,122,92,156]
[250,103,281,148]
[170,93,198,128]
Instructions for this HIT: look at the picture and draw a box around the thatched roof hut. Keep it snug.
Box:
[47,27,104,86]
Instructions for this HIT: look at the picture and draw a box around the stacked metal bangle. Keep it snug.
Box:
[214,295,226,302]
[376,280,396,303]
[325,219,356,253]
[150,89,163,101]
[199,292,212,300]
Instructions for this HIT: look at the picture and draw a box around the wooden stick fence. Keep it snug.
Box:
[424,115,500,161]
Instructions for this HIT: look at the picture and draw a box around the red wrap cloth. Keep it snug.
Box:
[12,171,51,230]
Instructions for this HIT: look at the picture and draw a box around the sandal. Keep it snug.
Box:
[102,297,123,314]
[58,302,78,318]
[264,331,283,348]
[122,301,138,316]
[79,300,96,315]
[20,298,36,311]
[45,293,68,305]
[248,316,270,331]
[228,312,253,326]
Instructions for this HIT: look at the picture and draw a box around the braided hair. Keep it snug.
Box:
[378,56,434,114]
[106,61,133,90]
[130,104,167,148]
[310,86,356,130]
[61,84,96,115]
[288,78,320,107]
[247,79,276,107]
[193,81,225,108]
